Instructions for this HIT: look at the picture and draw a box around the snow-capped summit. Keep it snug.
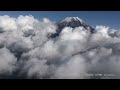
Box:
[49,17,95,38]
[57,17,94,31]
[60,17,83,23]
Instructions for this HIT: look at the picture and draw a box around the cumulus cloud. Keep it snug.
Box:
[54,55,87,79]
[0,47,17,76]
[0,15,120,79]
[0,15,17,32]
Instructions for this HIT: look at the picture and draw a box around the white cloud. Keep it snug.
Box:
[0,15,17,32]
[0,15,120,79]
[54,55,87,79]
[0,47,17,75]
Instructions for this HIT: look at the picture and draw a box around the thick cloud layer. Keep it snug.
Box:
[0,15,120,79]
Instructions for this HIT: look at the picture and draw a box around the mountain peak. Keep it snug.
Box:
[49,17,95,38]
[57,17,94,31]
[60,17,83,23]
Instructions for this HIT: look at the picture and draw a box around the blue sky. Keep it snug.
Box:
[0,11,120,29]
